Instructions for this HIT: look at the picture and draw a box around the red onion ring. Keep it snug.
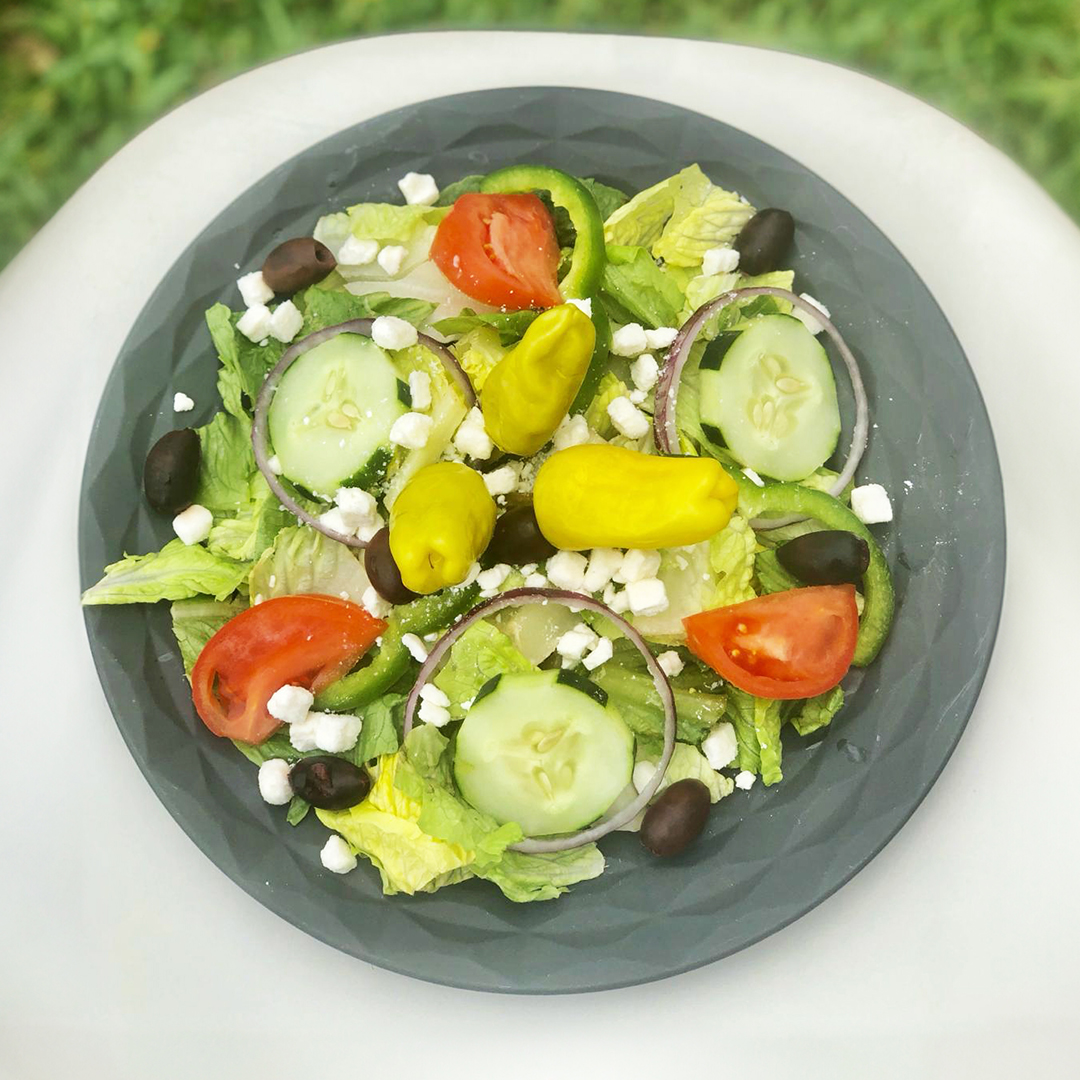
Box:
[653,287,869,530]
[252,318,475,548]
[402,587,677,854]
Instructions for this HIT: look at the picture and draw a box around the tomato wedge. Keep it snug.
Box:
[430,192,562,310]
[683,585,858,700]
[190,595,386,744]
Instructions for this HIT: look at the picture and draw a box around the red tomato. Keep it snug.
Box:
[190,595,385,744]
[430,192,562,309]
[683,585,858,700]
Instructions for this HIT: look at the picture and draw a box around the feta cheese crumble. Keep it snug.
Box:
[267,684,314,725]
[389,411,433,450]
[552,413,590,450]
[269,299,303,343]
[644,326,679,350]
[257,759,294,805]
[630,353,659,393]
[371,315,418,351]
[566,297,593,317]
[172,504,213,545]
[377,244,407,276]
[237,270,273,307]
[584,548,624,593]
[702,246,740,275]
[545,550,588,592]
[320,835,357,874]
[734,770,757,791]
[172,391,195,412]
[452,407,493,460]
[610,322,649,357]
[401,633,429,662]
[851,483,893,524]
[656,650,684,678]
[397,171,439,206]
[625,577,668,616]
[556,625,599,661]
[313,711,363,753]
[615,548,661,584]
[702,722,738,770]
[793,293,830,335]
[337,235,379,266]
[582,636,613,671]
[236,303,272,343]
[482,465,517,497]
[361,585,391,620]
[607,395,650,439]
[408,370,432,411]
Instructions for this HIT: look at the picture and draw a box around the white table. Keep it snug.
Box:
[2,32,1076,1077]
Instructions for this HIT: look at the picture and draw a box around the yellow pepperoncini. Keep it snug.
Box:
[388,462,496,594]
[533,444,739,550]
[480,303,596,456]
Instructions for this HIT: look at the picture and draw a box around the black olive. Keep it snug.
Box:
[734,208,795,276]
[776,530,870,586]
[289,756,370,810]
[484,503,557,566]
[640,778,712,858]
[364,526,417,604]
[261,237,336,295]
[144,428,200,514]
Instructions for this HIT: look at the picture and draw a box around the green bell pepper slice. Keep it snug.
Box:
[315,584,480,712]
[480,165,606,300]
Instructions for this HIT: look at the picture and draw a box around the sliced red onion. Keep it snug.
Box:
[252,318,476,548]
[403,587,676,855]
[653,287,869,530]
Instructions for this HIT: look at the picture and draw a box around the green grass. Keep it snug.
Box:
[3,0,1079,270]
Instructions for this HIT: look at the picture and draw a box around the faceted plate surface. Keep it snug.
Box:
[79,87,1005,993]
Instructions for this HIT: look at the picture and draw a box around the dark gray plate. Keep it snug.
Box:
[79,87,1005,994]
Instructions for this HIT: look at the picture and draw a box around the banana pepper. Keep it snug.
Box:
[481,304,596,456]
[389,462,496,594]
[533,444,739,550]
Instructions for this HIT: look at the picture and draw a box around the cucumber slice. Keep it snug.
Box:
[700,314,841,481]
[454,669,634,837]
[267,333,406,496]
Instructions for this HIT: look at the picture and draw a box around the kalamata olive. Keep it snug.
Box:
[484,502,557,566]
[289,756,370,810]
[640,778,712,858]
[776,530,870,586]
[261,237,336,295]
[364,526,417,604]
[143,428,200,514]
[734,208,795,276]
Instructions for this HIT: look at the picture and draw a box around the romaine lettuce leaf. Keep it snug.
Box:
[432,619,536,718]
[433,308,538,344]
[640,742,734,803]
[298,285,436,330]
[584,372,630,437]
[679,269,795,329]
[82,539,249,606]
[652,180,754,267]
[603,167,690,248]
[789,685,844,737]
[448,326,509,392]
[708,512,757,607]
[205,304,283,419]
[207,472,292,564]
[581,177,629,220]
[753,548,802,595]
[724,687,784,784]
[248,525,371,602]
[192,410,256,516]
[352,692,405,763]
[600,245,685,329]
[435,174,485,206]
[475,845,606,903]
[169,596,246,674]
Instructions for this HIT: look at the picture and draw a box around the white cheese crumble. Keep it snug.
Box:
[607,395,650,439]
[702,722,738,770]
[267,684,314,725]
[626,577,668,616]
[644,326,678,350]
[419,683,451,708]
[482,465,517,497]
[630,352,660,393]
[361,585,391,620]
[377,244,407,276]
[793,293,830,335]
[397,171,439,206]
[257,759,294,805]
[702,246,740,275]
[172,391,195,412]
[401,633,429,662]
[334,487,378,530]
[565,297,592,317]
[317,506,359,537]
[418,700,452,727]
[313,711,363,754]
[288,713,320,752]
[584,548,624,593]
[545,550,588,592]
[337,235,379,266]
[615,548,661,584]
[237,270,273,306]
[476,563,511,594]
[389,411,433,450]
[172,504,213,545]
[851,483,893,524]
[610,322,649,357]
[236,303,272,343]
[552,413,591,450]
[734,770,757,791]
[408,370,432,411]
[742,467,766,487]
[371,314,419,351]
[320,835,357,874]
[269,299,303,343]
[524,572,549,589]
[556,625,599,661]
[656,650,684,678]
[452,407,493,460]
[582,637,613,671]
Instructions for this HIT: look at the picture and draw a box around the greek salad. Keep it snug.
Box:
[84,163,895,901]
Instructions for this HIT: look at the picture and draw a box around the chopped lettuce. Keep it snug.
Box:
[679,269,795,329]
[601,244,686,329]
[207,473,292,564]
[789,686,845,737]
[298,285,436,329]
[493,601,579,665]
[640,742,734,804]
[725,687,784,784]
[352,692,406,763]
[433,308,538,344]
[448,325,509,392]
[651,176,754,267]
[709,512,758,607]
[581,177,629,220]
[584,372,630,437]
[753,548,802,595]
[329,202,450,246]
[603,167,690,248]
[193,411,256,516]
[205,304,283,419]
[169,597,246,674]
[82,539,249,606]
[475,845,606,903]
[432,619,536,718]
[248,525,371,602]
[435,174,485,205]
